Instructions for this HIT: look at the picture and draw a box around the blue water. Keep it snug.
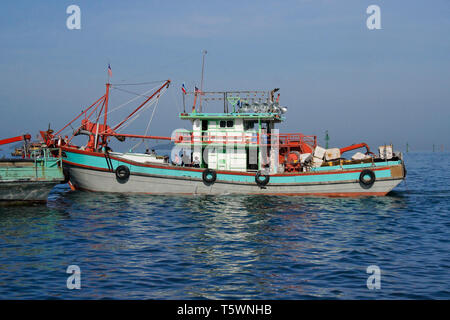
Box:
[0,152,448,299]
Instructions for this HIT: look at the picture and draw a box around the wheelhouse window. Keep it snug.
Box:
[244,121,256,130]
[220,120,234,128]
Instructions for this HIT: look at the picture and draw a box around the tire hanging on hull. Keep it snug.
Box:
[115,165,130,182]
[255,171,270,186]
[359,169,376,189]
[202,169,217,184]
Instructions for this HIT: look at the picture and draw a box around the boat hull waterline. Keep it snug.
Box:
[0,155,65,202]
[63,148,405,196]
[0,181,59,202]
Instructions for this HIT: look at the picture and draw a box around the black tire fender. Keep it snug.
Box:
[115,165,130,182]
[359,169,376,188]
[255,171,270,186]
[202,169,217,184]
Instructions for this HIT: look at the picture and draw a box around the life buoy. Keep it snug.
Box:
[115,165,130,182]
[255,171,270,186]
[202,169,217,184]
[359,169,376,188]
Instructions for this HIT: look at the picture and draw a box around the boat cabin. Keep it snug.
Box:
[173,89,316,174]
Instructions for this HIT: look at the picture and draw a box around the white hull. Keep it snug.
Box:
[68,166,403,196]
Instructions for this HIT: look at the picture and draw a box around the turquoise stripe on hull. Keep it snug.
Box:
[64,150,398,184]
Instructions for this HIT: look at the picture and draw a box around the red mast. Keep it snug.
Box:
[102,83,111,146]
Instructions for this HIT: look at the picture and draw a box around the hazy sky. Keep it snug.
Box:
[0,0,449,152]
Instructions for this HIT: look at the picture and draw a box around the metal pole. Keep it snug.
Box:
[224,92,227,113]
[199,49,207,113]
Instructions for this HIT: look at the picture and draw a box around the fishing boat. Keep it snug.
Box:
[40,76,406,196]
[0,134,65,202]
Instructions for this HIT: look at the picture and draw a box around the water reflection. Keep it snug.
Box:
[1,163,445,299]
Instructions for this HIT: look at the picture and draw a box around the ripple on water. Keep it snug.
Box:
[0,152,449,299]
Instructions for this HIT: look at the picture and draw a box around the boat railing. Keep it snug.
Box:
[0,147,63,181]
[182,90,271,113]
[174,131,317,149]
[278,133,317,149]
[29,147,63,168]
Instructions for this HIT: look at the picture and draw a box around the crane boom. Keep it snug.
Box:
[0,134,31,146]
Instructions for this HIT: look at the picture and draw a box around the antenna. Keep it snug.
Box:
[199,49,207,113]
[325,130,330,149]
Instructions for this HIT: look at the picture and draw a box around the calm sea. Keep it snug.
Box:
[0,152,448,299]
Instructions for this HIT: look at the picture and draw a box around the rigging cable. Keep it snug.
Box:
[112,86,168,133]
[130,95,161,152]
[111,80,167,86]
[106,84,161,115]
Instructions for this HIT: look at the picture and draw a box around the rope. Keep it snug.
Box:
[170,86,182,114]
[112,86,167,133]
[106,84,161,116]
[114,102,154,132]
[128,95,161,152]
[112,86,153,98]
[143,96,160,149]
[111,80,167,86]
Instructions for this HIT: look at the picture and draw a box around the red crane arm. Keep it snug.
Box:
[0,134,31,146]
[107,133,172,140]
[340,143,375,155]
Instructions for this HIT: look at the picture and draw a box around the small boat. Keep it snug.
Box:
[0,134,65,202]
[40,76,406,197]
